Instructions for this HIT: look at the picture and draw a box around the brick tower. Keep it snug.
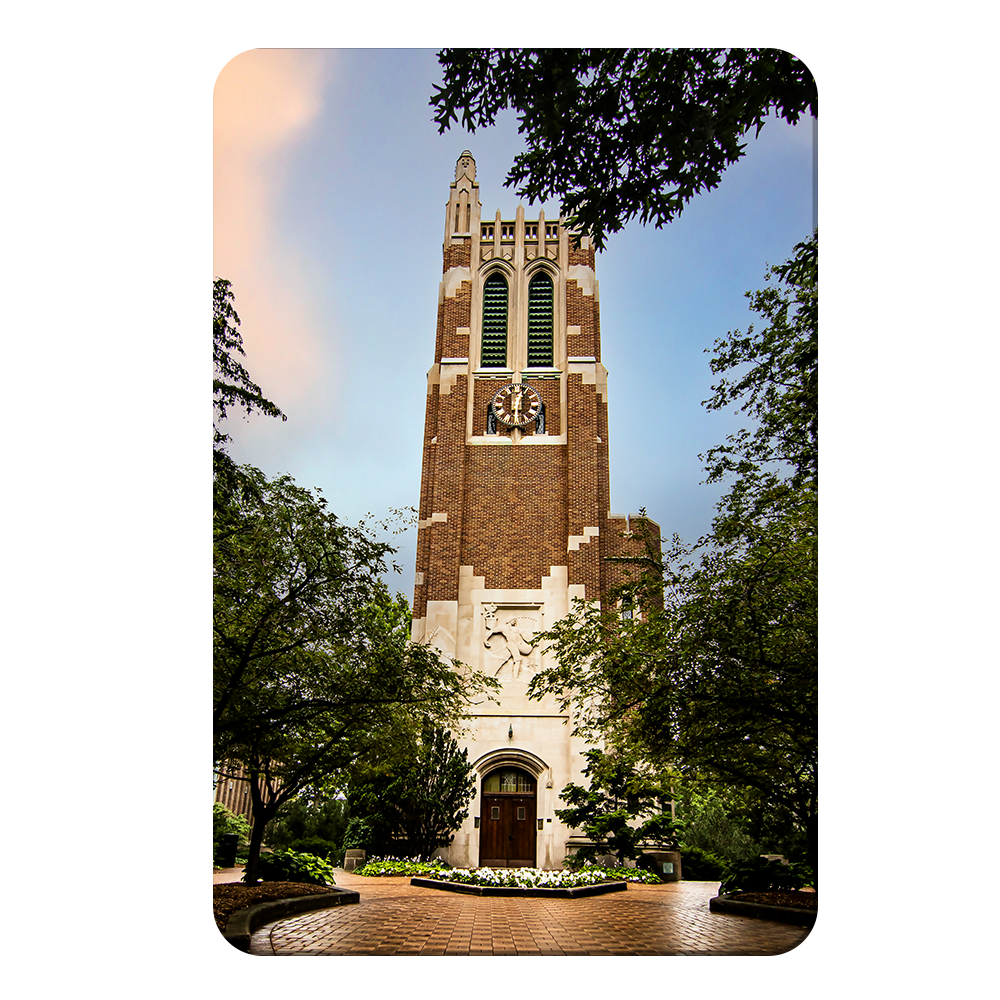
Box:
[412,152,658,868]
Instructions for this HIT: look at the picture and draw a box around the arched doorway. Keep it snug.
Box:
[479,766,537,867]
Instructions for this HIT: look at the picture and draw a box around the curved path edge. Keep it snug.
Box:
[709,892,816,928]
[223,887,360,952]
[409,876,627,898]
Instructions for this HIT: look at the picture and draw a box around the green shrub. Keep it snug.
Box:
[244,848,338,886]
[280,836,339,861]
[213,802,250,862]
[342,816,374,851]
[266,794,349,854]
[599,865,661,884]
[674,784,763,862]
[354,857,452,877]
[680,844,729,881]
[719,856,815,895]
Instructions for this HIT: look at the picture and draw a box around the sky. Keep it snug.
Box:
[214,48,816,601]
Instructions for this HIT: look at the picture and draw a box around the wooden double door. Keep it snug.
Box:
[479,768,537,867]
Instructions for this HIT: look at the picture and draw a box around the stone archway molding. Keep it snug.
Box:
[473,747,549,781]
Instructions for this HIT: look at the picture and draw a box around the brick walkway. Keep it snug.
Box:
[246,870,810,956]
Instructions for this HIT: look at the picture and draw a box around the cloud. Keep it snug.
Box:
[213,49,333,432]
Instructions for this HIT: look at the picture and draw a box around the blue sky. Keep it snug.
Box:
[215,48,816,600]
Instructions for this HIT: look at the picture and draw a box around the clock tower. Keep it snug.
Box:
[412,152,659,868]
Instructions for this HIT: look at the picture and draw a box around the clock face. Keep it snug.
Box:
[491,383,542,428]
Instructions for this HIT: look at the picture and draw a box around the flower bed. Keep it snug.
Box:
[439,866,653,888]
[353,858,453,878]
[353,857,661,888]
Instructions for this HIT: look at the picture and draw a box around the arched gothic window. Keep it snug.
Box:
[481,272,509,367]
[482,769,535,793]
[526,272,554,367]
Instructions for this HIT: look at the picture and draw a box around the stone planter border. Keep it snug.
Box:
[410,876,627,898]
[709,892,816,928]
[222,887,360,952]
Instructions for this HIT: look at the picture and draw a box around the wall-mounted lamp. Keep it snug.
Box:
[508,724,513,740]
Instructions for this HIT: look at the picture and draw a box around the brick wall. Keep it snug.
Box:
[461,445,568,590]
[566,280,599,359]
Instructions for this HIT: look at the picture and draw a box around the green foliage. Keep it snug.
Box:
[431,49,815,249]
[279,837,339,861]
[244,848,338,886]
[561,856,659,884]
[678,845,729,882]
[673,781,763,862]
[529,236,818,869]
[719,856,815,895]
[214,454,499,883]
[342,817,375,851]
[213,801,250,860]
[348,724,477,861]
[596,865,662,885]
[213,277,285,453]
[266,792,349,860]
[553,749,684,866]
[354,858,452,877]
[213,278,286,496]
[703,231,818,491]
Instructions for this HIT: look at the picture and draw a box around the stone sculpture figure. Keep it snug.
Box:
[483,604,539,679]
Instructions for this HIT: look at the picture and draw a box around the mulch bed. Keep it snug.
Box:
[728,890,817,910]
[214,881,337,931]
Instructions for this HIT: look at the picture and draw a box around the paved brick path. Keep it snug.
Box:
[247,870,810,956]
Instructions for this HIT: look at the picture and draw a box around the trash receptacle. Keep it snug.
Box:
[217,833,238,868]
[644,850,682,882]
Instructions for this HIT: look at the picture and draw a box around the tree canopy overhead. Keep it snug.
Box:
[431,48,816,248]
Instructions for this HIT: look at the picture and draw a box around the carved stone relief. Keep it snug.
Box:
[482,604,540,680]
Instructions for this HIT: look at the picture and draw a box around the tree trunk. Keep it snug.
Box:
[243,762,278,883]
[244,810,268,884]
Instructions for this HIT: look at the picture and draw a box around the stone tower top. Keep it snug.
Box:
[455,150,476,182]
[445,150,481,243]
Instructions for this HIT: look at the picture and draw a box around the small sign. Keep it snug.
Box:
[662,862,674,874]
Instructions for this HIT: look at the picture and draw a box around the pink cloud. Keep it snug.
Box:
[214,49,334,428]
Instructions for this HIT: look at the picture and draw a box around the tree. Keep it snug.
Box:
[213,277,285,486]
[214,465,498,881]
[529,234,818,866]
[556,749,683,868]
[703,231,818,491]
[348,723,477,861]
[431,48,816,249]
